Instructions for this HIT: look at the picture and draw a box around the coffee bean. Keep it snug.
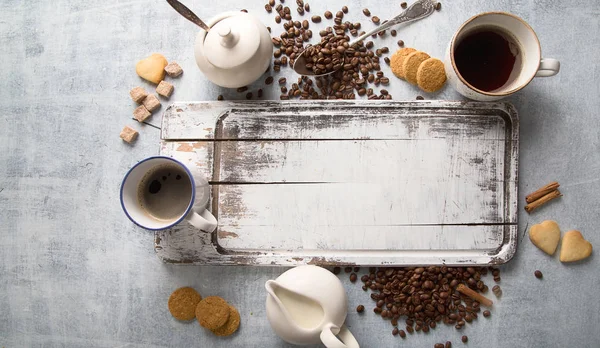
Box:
[311,15,321,23]
[362,8,371,16]
[350,273,357,282]
[356,304,365,313]
[461,335,468,343]
[401,2,407,8]
[344,266,352,273]
[390,29,397,37]
[275,15,281,23]
[265,4,272,12]
[374,307,382,314]
[492,285,502,297]
[280,94,289,100]
[435,344,445,348]
[240,9,248,13]
[324,10,333,19]
[435,2,442,11]
[297,6,304,15]
[257,89,263,98]
[494,276,501,282]
[278,77,287,85]
[483,310,491,317]
[342,5,348,13]
[535,270,543,279]
[281,86,287,93]
[237,86,248,92]
[445,342,452,348]
[381,47,389,53]
[397,40,404,47]
[372,16,380,24]
[389,327,398,336]
[296,0,303,7]
[304,3,310,11]
[333,266,341,274]
[245,92,252,99]
[336,11,343,18]
[217,95,223,101]
[269,0,275,5]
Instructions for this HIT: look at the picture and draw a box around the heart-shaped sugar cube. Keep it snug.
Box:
[529,220,561,255]
[560,230,593,262]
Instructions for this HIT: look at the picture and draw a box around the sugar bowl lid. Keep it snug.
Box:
[203,13,260,70]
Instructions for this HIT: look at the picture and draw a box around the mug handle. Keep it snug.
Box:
[186,209,218,232]
[535,58,560,77]
[320,324,360,348]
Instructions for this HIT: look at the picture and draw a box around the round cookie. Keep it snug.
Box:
[390,48,417,79]
[402,51,431,85]
[168,287,202,321]
[196,296,231,330]
[211,305,241,337]
[416,58,447,92]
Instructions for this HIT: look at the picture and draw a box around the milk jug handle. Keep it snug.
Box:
[320,324,360,348]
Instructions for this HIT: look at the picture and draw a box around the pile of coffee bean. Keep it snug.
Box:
[260,2,395,100]
[349,266,500,341]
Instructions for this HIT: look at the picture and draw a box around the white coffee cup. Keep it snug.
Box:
[444,12,560,101]
[120,156,217,232]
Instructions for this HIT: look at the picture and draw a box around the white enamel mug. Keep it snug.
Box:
[120,156,217,232]
[445,12,560,101]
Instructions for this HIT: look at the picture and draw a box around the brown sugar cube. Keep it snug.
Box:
[142,94,161,112]
[120,126,138,143]
[164,62,183,77]
[129,86,148,103]
[156,81,174,98]
[133,105,151,122]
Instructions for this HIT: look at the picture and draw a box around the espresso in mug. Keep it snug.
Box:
[137,164,192,221]
[454,26,522,92]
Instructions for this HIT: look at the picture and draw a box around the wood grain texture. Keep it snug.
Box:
[158,101,518,265]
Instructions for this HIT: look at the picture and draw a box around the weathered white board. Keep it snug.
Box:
[156,101,518,266]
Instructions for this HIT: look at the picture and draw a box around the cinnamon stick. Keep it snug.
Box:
[524,189,562,213]
[456,284,493,307]
[526,181,560,203]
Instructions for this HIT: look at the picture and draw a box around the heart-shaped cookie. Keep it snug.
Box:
[136,53,168,84]
[529,220,561,255]
[560,230,593,262]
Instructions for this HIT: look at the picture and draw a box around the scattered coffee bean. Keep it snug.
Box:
[353,266,360,272]
[483,310,491,317]
[446,341,452,348]
[342,5,348,13]
[336,10,343,18]
[281,86,288,93]
[435,344,445,348]
[245,92,252,99]
[461,335,468,343]
[492,284,502,297]
[257,89,263,98]
[297,6,304,15]
[392,327,399,336]
[311,15,321,22]
[269,0,275,5]
[265,76,274,85]
[344,266,352,273]
[304,3,310,11]
[399,329,406,338]
[401,2,407,8]
[362,8,371,16]
[535,270,543,279]
[435,2,442,11]
[217,95,223,101]
[494,276,501,282]
[265,4,272,12]
[384,57,390,64]
[357,304,365,313]
[280,94,289,100]
[324,10,333,19]
[372,16,380,24]
[275,15,282,23]
[397,40,405,47]
[278,77,287,85]
[350,273,357,282]
[333,266,341,274]
[241,9,248,13]
[237,86,248,92]
[390,29,397,36]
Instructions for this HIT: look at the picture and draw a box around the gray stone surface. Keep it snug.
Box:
[1,0,599,347]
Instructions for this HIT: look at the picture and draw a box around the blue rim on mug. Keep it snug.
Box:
[119,156,197,231]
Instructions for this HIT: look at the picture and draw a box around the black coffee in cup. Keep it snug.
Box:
[137,164,192,221]
[454,26,522,92]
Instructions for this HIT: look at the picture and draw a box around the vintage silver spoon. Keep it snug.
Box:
[293,0,437,76]
[166,0,210,31]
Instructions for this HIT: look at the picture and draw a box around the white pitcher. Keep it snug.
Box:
[265,266,359,348]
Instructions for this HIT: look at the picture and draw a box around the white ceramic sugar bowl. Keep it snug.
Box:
[194,11,272,88]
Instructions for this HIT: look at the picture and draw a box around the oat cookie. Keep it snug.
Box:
[390,47,416,79]
[416,58,447,92]
[196,296,231,330]
[402,51,431,85]
[168,287,202,321]
[211,305,241,337]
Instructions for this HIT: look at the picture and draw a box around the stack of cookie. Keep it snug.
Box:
[390,48,447,93]
[168,287,241,337]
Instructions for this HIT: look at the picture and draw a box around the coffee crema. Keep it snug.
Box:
[137,164,192,221]
[454,26,521,92]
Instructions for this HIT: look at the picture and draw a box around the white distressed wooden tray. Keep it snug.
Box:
[155,101,518,266]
